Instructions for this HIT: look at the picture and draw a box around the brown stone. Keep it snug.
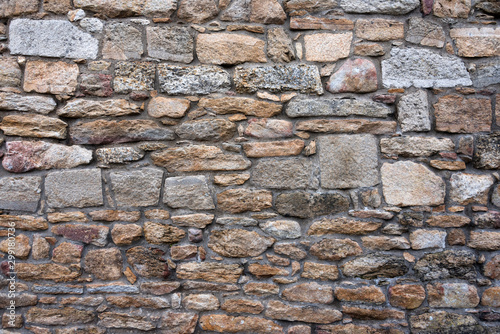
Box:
[274,243,307,260]
[200,314,283,333]
[221,299,264,314]
[171,245,198,260]
[44,0,72,14]
[341,253,408,279]
[24,61,79,95]
[447,228,466,246]
[217,189,272,213]
[26,307,94,326]
[354,43,385,56]
[176,119,236,141]
[248,263,289,278]
[433,0,471,18]
[107,296,169,309]
[361,236,410,250]
[468,231,500,250]
[481,287,500,307]
[429,160,466,170]
[140,282,181,295]
[208,229,274,257]
[52,224,108,247]
[15,263,80,282]
[290,16,353,30]
[52,242,82,264]
[84,248,122,280]
[0,234,30,259]
[0,57,21,87]
[148,97,190,118]
[126,246,169,278]
[317,324,404,334]
[484,254,500,279]
[74,0,177,17]
[144,221,185,244]
[308,218,382,235]
[426,215,470,227]
[342,306,405,320]
[304,33,352,62]
[301,262,339,281]
[434,95,492,133]
[32,235,50,260]
[244,282,279,296]
[97,312,154,331]
[0,0,38,17]
[296,119,396,134]
[214,173,250,186]
[265,300,342,324]
[48,212,87,223]
[243,139,304,157]
[267,27,295,63]
[177,262,243,283]
[111,224,142,246]
[199,97,282,117]
[182,294,219,311]
[0,114,67,139]
[335,286,386,304]
[310,238,363,260]
[58,99,140,118]
[177,0,219,23]
[282,283,333,304]
[356,19,404,41]
[427,282,480,308]
[158,312,198,334]
[389,284,425,309]
[0,215,48,231]
[197,33,266,65]
[171,214,214,229]
[145,209,170,220]
[326,58,378,93]
[244,118,293,138]
[451,27,500,57]
[250,0,287,24]
[89,210,140,222]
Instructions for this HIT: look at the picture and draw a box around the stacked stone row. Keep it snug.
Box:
[0,0,499,333]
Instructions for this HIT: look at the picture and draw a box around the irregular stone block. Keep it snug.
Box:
[267,27,295,62]
[159,312,198,334]
[158,65,231,95]
[200,314,283,333]
[0,176,41,212]
[148,97,190,118]
[284,0,338,12]
[474,133,500,169]
[434,95,491,133]
[282,282,333,304]
[102,22,143,60]
[427,283,479,308]
[0,114,67,139]
[26,307,94,326]
[355,19,404,41]
[110,168,163,207]
[252,158,313,189]
[243,139,304,157]
[52,224,108,247]
[97,312,154,331]
[341,253,408,279]
[24,61,79,95]
[197,33,266,65]
[308,217,381,236]
[146,26,193,63]
[410,311,485,334]
[45,169,103,208]
[96,147,144,165]
[0,215,48,231]
[175,119,236,141]
[340,0,419,14]
[397,90,431,132]
[260,220,301,239]
[335,286,386,304]
[290,16,353,30]
[78,73,113,97]
[182,294,219,311]
[433,0,471,18]
[413,250,476,281]
[406,17,445,48]
[380,137,454,157]
[0,58,21,87]
[198,97,282,117]
[0,92,56,114]
[310,238,363,260]
[244,119,293,138]
[84,248,123,280]
[472,62,500,87]
[74,0,178,17]
[296,119,397,134]
[0,0,38,18]
[177,0,219,23]
[113,62,155,93]
[327,58,378,93]
[304,32,352,62]
[410,229,446,249]
[126,246,169,278]
[286,98,391,118]
[176,262,243,283]
[265,300,342,324]
[163,175,214,210]
[208,229,274,257]
[389,284,425,309]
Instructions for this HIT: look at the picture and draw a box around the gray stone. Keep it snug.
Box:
[382,48,472,88]
[284,0,338,12]
[45,169,103,208]
[0,176,41,212]
[286,99,391,118]
[102,22,143,60]
[114,62,156,93]
[474,133,500,169]
[220,0,251,21]
[79,18,103,33]
[163,175,214,210]
[9,19,98,59]
[74,0,178,18]
[252,158,313,189]
[260,220,301,239]
[0,92,56,114]
[110,168,163,207]
[158,65,231,95]
[0,58,21,87]
[175,119,236,141]
[380,137,455,157]
[413,250,476,281]
[146,26,194,63]
[87,284,139,294]
[406,17,445,48]
[410,311,486,334]
[276,191,350,218]
[340,0,419,14]
[58,99,141,118]
[319,135,378,189]
[472,62,500,87]
[397,90,431,132]
[234,64,323,94]
[96,147,144,165]
[267,27,295,63]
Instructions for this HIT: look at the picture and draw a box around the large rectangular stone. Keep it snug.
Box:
[434,95,492,133]
[340,0,419,14]
[286,98,391,118]
[252,158,314,189]
[451,27,500,57]
[110,168,163,207]
[146,26,193,63]
[158,65,231,95]
[24,61,79,95]
[0,92,56,114]
[0,0,38,18]
[45,169,103,208]
[0,176,41,212]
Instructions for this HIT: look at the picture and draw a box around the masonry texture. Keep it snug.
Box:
[0,0,499,333]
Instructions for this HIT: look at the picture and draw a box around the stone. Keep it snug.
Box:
[334,286,385,304]
[217,189,272,213]
[200,314,283,333]
[74,0,178,17]
[80,18,104,33]
[474,133,500,169]
[339,0,419,14]
[0,176,41,212]
[244,282,279,296]
[0,58,21,87]
[78,74,113,97]
[356,19,404,41]
[200,97,282,118]
[148,97,190,118]
[52,242,83,264]
[301,262,339,281]
[43,0,72,13]
[276,192,349,219]
[287,98,391,118]
[183,294,219,311]
[220,0,251,21]
[84,248,122,280]
[265,300,342,324]
[3,141,92,173]
[126,246,169,278]
[274,243,307,260]
[89,210,139,223]
[397,90,431,132]
[243,140,304,157]
[9,19,98,59]
[0,234,30,259]
[406,17,445,48]
[248,263,289,278]
[32,235,50,260]
[176,119,236,141]
[71,119,175,145]
[86,283,139,294]
[177,0,218,23]
[468,231,500,250]
[361,236,410,250]
[96,147,144,165]
[259,220,301,239]
[0,215,48,231]
[413,250,476,281]
[482,287,500,307]
[428,283,479,308]
[250,0,287,24]
[170,245,198,260]
[435,95,492,133]
[45,169,103,208]
[341,253,408,279]
[389,284,425,309]
[290,16,353,30]
[484,255,500,279]
[208,229,274,257]
[427,215,470,228]
[59,99,140,118]
[15,263,81,282]
[282,282,333,304]
[23,61,77,96]
[164,176,214,210]
[197,33,266,65]
[158,65,231,95]
[310,238,362,260]
[107,296,169,309]
[26,307,94,326]
[304,33,352,62]
[171,214,214,228]
[296,119,396,134]
[146,26,193,63]
[141,282,181,295]
[0,0,38,17]
[158,312,198,334]
[111,224,142,245]
[252,158,313,189]
[114,62,155,93]
[327,58,378,93]
[177,262,243,283]
[52,224,108,247]
[382,48,472,88]
[234,64,323,94]
[0,92,56,114]
[284,0,338,12]
[354,43,385,56]
[472,62,500,87]
[342,306,405,320]
[267,27,295,62]
[410,230,446,249]
[102,23,143,60]
[450,173,494,205]
[97,312,154,331]
[381,161,445,206]
[430,160,466,170]
[317,324,404,334]
[433,0,471,18]
[0,294,37,308]
[144,222,186,244]
[410,311,486,334]
[144,209,171,220]
[109,168,163,207]
[381,137,454,157]
[0,115,67,139]
[221,299,264,314]
[244,119,293,139]
[308,217,381,236]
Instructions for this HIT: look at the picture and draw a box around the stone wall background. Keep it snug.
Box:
[0,0,499,333]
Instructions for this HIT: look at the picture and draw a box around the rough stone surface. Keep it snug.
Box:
[380,137,454,157]
[276,192,350,218]
[267,27,295,62]
[148,97,190,118]
[45,169,103,208]
[427,283,479,308]
[452,27,499,57]
[327,58,378,93]
[260,220,301,239]
[74,0,178,17]
[177,262,243,283]
[200,314,283,333]
[59,99,141,118]
[103,23,143,60]
[295,119,397,134]
[84,248,122,280]
[199,97,282,117]
[389,285,425,309]
[406,17,445,48]
[176,119,236,141]
[24,61,79,95]
[434,95,492,133]
[243,139,304,158]
[308,217,381,235]
[410,311,485,334]
[252,158,313,189]
[244,118,293,138]
[340,0,419,14]
[474,133,500,169]
[356,19,404,41]
[341,253,408,279]
[144,221,185,244]
[164,175,214,210]
[158,65,231,95]
[433,0,471,18]
[287,98,391,118]
[110,168,163,207]
[0,176,41,212]
[113,62,155,93]
[146,26,193,63]
[397,90,431,132]
[0,0,38,18]
[0,114,67,139]
[197,33,266,65]
[0,58,21,87]
[177,0,218,23]
[208,229,275,257]
[449,173,494,205]
[410,230,446,249]
[126,246,169,278]
[0,92,56,114]
[304,33,352,62]
[413,250,477,281]
[310,238,363,260]
[265,300,342,324]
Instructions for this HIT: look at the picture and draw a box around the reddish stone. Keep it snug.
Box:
[327,59,378,93]
[422,0,434,15]
[373,94,397,104]
[78,74,113,97]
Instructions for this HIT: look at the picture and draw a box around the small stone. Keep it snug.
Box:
[484,254,500,279]
[171,214,214,228]
[78,73,112,97]
[199,97,282,117]
[189,228,203,243]
[0,234,30,259]
[356,19,404,41]
[107,296,169,309]
[216,216,257,226]
[243,139,304,158]
[200,314,282,333]
[110,168,163,207]
[26,307,94,326]
[89,210,140,222]
[141,282,181,295]
[250,0,286,24]
[148,96,190,118]
[410,311,485,334]
[472,63,500,87]
[197,33,266,65]
[0,58,21,87]
[327,58,377,93]
[434,95,492,133]
[433,0,471,18]
[111,224,142,246]
[0,92,56,114]
[52,224,108,247]
[146,26,193,63]
[362,236,410,250]
[267,27,295,62]
[0,114,67,139]
[158,312,198,334]
[430,160,466,170]
[252,158,312,189]
[265,300,342,324]
[74,0,177,17]
[158,65,231,95]
[304,32,352,62]
[113,61,155,93]
[397,90,431,132]
[450,173,494,205]
[389,284,425,309]
[341,253,408,279]
[97,312,154,331]
[183,294,219,311]
[301,262,339,281]
[406,17,445,48]
[410,229,446,249]
[208,229,274,257]
[176,119,236,141]
[474,133,500,169]
[96,147,144,165]
[32,235,50,260]
[428,282,479,308]
[339,0,419,14]
[310,238,362,260]
[244,282,279,296]
[126,246,169,278]
[335,286,385,304]
[282,282,333,304]
[468,231,500,250]
[308,217,381,235]
[217,189,272,213]
[354,43,385,56]
[170,245,198,261]
[0,176,41,212]
[287,98,391,118]
[0,0,38,17]
[144,221,186,244]
[259,220,301,239]
[102,23,143,60]
[221,299,264,314]
[163,175,214,210]
[342,306,405,320]
[413,250,476,281]
[177,262,243,283]
[177,0,218,23]
[45,169,102,208]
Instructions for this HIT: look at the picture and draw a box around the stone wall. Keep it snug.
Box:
[0,0,499,333]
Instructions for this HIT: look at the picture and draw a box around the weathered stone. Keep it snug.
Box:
[58,99,140,118]
[265,300,342,324]
[52,224,108,247]
[0,234,30,259]
[250,0,287,24]
[0,114,67,139]
[340,0,419,14]
[290,16,353,30]
[0,176,41,212]
[284,0,337,12]
[107,296,169,309]
[433,0,471,18]
[158,312,198,334]
[361,236,410,250]
[79,18,104,34]
[43,0,72,13]
[273,243,307,260]
[45,169,103,208]
[469,231,500,250]
[243,140,304,158]
[32,235,50,260]
[406,17,445,48]
[216,216,257,226]
[113,61,155,93]
[171,214,214,228]
[296,119,397,134]
[71,119,175,145]
[301,262,339,281]
[308,217,381,235]
[78,73,113,97]
[244,282,279,296]
[102,23,143,60]
[0,92,56,114]
[287,98,391,118]
[9,19,98,59]
[74,0,177,17]
[183,294,219,311]
[259,220,301,239]
[244,119,292,139]
[177,262,243,283]
[148,97,190,118]
[350,210,393,220]
[318,324,404,334]
[427,215,470,228]
[304,33,352,62]
[176,119,236,141]
[109,168,163,207]
[267,27,295,62]
[177,0,218,23]
[147,26,193,63]
[276,192,349,219]
[414,250,476,281]
[310,238,362,261]
[282,282,333,304]
[221,299,264,314]
[170,245,198,260]
[220,0,251,21]
[381,137,454,157]
[472,62,500,87]
[381,161,445,206]
[0,0,38,17]
[26,307,94,326]
[389,284,425,309]
[163,175,214,210]
[111,224,142,246]
[410,311,486,334]
[341,253,408,279]
[0,215,47,231]
[144,209,170,220]
[356,19,404,41]
[141,282,181,295]
[450,173,494,205]
[482,287,500,307]
[252,158,313,189]
[199,97,282,118]
[200,314,282,333]
[397,90,431,132]
[197,33,266,65]
[0,58,21,87]
[428,283,479,308]
[144,222,186,244]
[158,65,231,95]
[382,48,472,88]
[430,160,466,170]
[208,229,274,257]
[354,43,385,56]
[342,306,405,320]
[84,248,122,280]
[248,263,289,278]
[327,58,378,93]
[126,246,169,278]
[217,189,272,213]
[15,263,80,282]
[52,242,82,264]
[98,312,154,331]
[234,64,323,94]
[90,210,140,222]
[86,283,139,294]
[96,147,144,165]
[484,254,500,279]
[410,229,446,249]
[474,133,500,169]
[435,95,492,133]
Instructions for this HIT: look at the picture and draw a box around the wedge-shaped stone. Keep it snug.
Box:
[0,114,67,139]
[286,98,391,118]
[198,97,282,117]
[380,137,455,157]
[177,262,243,283]
[26,307,94,326]
[45,169,103,208]
[308,217,381,235]
[197,33,266,65]
[341,253,408,279]
[74,0,178,17]
[200,314,282,333]
[208,229,275,257]
[52,224,109,247]
[0,176,41,212]
[152,145,251,172]
[296,119,396,134]
[265,300,342,324]
[310,238,363,261]
[158,65,231,95]
[3,141,92,173]
[0,92,56,114]
[58,99,141,118]
[144,221,186,244]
